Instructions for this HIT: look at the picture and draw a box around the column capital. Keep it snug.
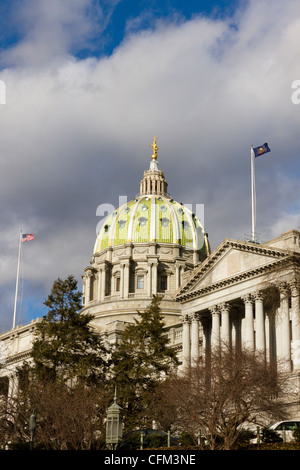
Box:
[209,305,220,315]
[191,312,200,322]
[180,314,191,324]
[241,293,254,305]
[85,268,94,278]
[253,291,265,302]
[219,302,231,313]
[289,279,300,294]
[277,281,290,298]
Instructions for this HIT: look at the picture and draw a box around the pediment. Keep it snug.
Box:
[176,238,292,299]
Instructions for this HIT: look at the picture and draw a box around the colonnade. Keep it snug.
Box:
[83,259,186,305]
[181,282,300,372]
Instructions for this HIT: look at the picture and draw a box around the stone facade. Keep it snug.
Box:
[177,232,300,371]
[1,141,300,415]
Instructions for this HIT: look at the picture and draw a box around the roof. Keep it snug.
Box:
[94,194,210,254]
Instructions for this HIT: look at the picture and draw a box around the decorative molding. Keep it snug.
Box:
[241,293,254,305]
[176,255,297,302]
[175,238,294,299]
[180,314,191,324]
[5,350,32,365]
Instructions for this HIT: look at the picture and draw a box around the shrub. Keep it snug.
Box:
[293,427,300,442]
[261,427,282,443]
[179,432,197,446]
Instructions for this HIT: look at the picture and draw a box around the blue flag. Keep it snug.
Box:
[253,143,271,158]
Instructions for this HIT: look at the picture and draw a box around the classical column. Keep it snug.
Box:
[254,292,266,355]
[191,313,200,364]
[242,294,254,350]
[291,280,300,370]
[82,276,86,306]
[220,302,231,348]
[123,262,130,299]
[119,265,124,298]
[175,264,181,290]
[278,283,291,371]
[8,373,19,400]
[85,271,93,305]
[181,314,191,369]
[147,263,152,296]
[210,305,220,350]
[152,262,158,296]
[97,271,101,301]
[100,266,106,301]
[232,317,241,351]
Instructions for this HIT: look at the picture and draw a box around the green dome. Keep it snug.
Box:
[94,194,209,255]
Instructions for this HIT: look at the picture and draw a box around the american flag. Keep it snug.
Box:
[22,234,34,242]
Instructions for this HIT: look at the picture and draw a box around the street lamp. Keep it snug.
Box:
[29,411,36,450]
[106,388,123,450]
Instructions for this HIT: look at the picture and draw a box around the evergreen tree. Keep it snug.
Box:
[112,295,178,429]
[31,275,108,382]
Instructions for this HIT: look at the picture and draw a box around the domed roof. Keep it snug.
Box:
[94,137,210,256]
[94,194,209,255]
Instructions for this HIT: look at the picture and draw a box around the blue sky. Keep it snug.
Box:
[0,1,241,60]
[0,0,299,331]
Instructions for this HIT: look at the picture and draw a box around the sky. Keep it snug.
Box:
[0,0,299,332]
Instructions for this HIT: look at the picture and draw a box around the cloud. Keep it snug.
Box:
[0,0,120,67]
[0,0,299,331]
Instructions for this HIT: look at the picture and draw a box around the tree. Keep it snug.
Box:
[112,295,179,430]
[153,347,289,449]
[31,275,108,382]
[0,376,110,450]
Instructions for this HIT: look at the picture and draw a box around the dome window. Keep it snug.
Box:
[104,224,110,232]
[161,217,169,227]
[138,217,148,227]
[141,204,148,212]
[118,220,126,229]
[160,205,167,213]
[124,207,130,214]
[182,221,190,230]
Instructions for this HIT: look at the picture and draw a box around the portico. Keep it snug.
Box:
[177,232,300,374]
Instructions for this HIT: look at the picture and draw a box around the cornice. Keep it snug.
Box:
[175,241,300,302]
[4,350,32,366]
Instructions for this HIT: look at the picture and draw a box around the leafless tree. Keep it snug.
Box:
[152,347,290,449]
[0,375,110,450]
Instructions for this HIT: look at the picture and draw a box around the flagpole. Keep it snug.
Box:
[13,231,22,329]
[251,145,256,242]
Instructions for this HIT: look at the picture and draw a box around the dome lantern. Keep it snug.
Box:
[139,136,168,197]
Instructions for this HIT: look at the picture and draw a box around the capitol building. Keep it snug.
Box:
[1,138,300,414]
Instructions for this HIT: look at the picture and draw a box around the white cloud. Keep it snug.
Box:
[0,0,300,330]
[0,0,118,67]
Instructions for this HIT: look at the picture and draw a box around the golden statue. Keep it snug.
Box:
[149,136,158,160]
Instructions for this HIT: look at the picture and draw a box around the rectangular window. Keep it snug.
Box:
[137,275,144,289]
[116,277,120,292]
[160,275,167,291]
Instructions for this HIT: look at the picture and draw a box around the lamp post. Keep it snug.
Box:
[106,388,123,450]
[29,411,36,450]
